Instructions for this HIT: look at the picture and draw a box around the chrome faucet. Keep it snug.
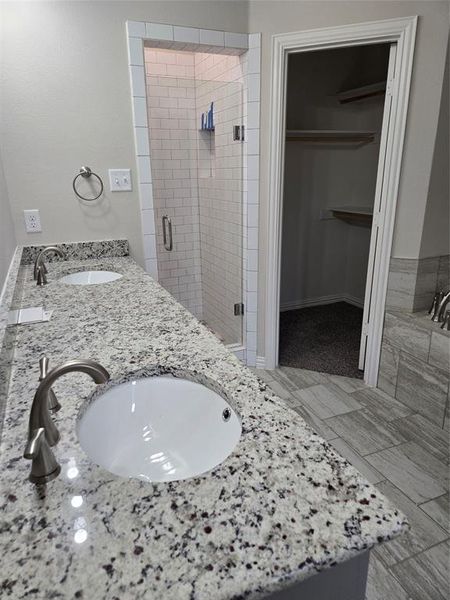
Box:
[428,290,444,321]
[39,357,61,413]
[433,290,450,323]
[34,246,66,285]
[24,359,110,484]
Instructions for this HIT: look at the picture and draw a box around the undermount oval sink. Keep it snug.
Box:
[59,270,122,285]
[77,376,241,482]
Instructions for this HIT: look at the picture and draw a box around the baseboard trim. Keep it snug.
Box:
[280,294,364,312]
[226,343,245,352]
[344,294,365,309]
[255,355,266,369]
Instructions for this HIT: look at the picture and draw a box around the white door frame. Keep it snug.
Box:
[358,42,397,372]
[264,16,417,385]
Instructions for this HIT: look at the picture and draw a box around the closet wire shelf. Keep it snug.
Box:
[330,206,373,227]
[285,130,375,145]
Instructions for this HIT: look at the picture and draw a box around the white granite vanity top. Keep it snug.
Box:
[0,251,408,599]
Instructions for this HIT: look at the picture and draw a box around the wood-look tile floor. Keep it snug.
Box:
[253,366,450,600]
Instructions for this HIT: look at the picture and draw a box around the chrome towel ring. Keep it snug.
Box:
[72,166,104,201]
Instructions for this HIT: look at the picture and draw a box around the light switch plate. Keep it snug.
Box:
[109,169,132,192]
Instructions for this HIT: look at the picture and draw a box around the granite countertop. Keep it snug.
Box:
[0,251,408,599]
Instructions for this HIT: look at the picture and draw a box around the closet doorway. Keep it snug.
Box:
[279,44,391,379]
[265,17,417,385]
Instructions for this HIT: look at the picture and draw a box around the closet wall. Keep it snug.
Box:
[280,44,390,310]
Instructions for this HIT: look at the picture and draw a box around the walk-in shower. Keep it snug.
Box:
[144,46,244,346]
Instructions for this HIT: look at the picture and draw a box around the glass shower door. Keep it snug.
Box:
[196,80,244,346]
[145,46,244,348]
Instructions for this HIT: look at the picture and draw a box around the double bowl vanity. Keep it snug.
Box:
[0,240,407,599]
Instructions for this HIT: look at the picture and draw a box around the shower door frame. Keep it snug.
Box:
[265,16,417,386]
[125,22,261,366]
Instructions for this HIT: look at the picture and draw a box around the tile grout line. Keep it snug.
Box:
[416,496,450,535]
[374,477,450,546]
[362,440,415,459]
[384,536,450,571]
[417,491,449,507]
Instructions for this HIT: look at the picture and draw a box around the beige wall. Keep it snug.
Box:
[0,149,16,293]
[248,0,449,354]
[0,1,248,264]
[419,41,449,259]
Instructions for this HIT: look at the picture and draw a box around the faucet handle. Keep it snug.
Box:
[39,357,50,379]
[24,427,61,484]
[441,310,450,331]
[39,358,61,413]
[24,427,45,459]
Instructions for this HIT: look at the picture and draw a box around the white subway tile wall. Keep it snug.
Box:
[145,48,202,319]
[242,34,260,365]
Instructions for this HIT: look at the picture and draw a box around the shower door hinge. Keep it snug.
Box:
[362,322,369,336]
[233,125,244,141]
[234,302,244,316]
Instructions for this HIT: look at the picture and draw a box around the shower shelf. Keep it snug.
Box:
[285,130,375,145]
[329,206,373,227]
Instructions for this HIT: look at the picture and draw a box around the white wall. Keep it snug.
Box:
[248,0,449,354]
[0,1,248,265]
[0,149,16,294]
[280,45,388,309]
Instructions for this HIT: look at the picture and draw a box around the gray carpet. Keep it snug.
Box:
[279,302,364,379]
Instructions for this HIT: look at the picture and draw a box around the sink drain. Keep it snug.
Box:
[222,408,231,422]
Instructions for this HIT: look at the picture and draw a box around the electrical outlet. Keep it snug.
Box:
[23,209,42,233]
[108,169,132,192]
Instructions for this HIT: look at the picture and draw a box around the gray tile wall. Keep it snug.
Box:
[378,309,449,428]
[386,254,450,312]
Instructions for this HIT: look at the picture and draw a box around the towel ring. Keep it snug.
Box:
[72,166,104,201]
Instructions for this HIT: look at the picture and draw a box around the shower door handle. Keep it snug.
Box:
[162,216,173,251]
